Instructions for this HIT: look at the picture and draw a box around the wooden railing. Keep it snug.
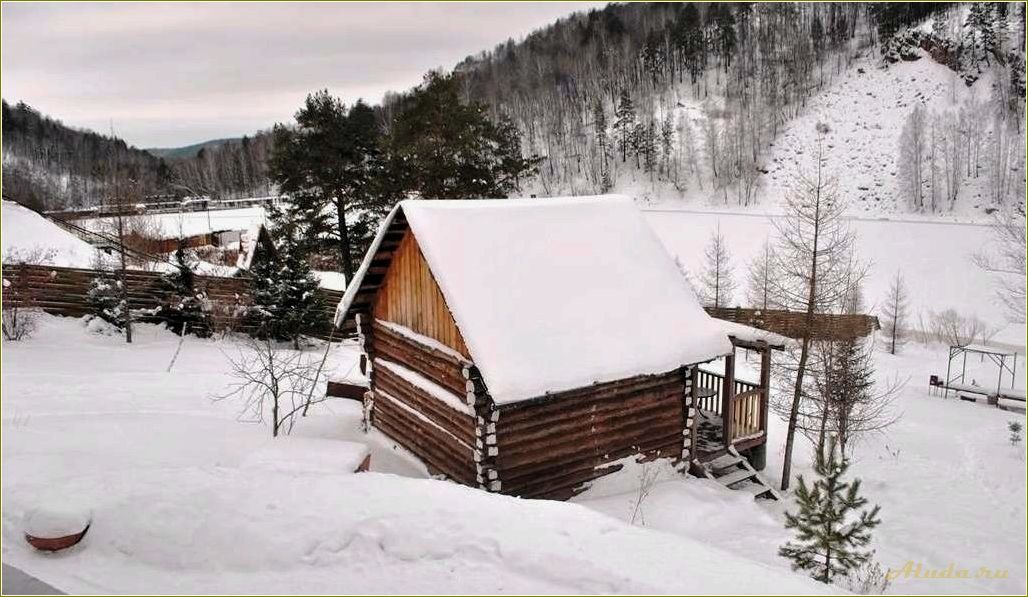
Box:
[729,388,765,442]
[693,368,758,416]
[693,367,766,445]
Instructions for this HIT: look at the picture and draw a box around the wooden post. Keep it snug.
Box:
[723,350,736,446]
[758,342,771,434]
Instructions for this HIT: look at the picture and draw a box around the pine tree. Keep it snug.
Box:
[779,436,882,585]
[249,220,324,349]
[156,248,212,338]
[614,89,636,163]
[385,72,540,202]
[86,271,127,330]
[270,92,387,281]
[698,223,737,308]
[880,270,908,354]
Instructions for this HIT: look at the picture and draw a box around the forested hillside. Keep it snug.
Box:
[454,2,1025,211]
[1,100,274,210]
[3,2,1024,214]
[1,100,172,210]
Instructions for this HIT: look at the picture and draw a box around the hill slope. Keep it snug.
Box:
[146,138,239,160]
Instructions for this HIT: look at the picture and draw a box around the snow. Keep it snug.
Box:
[575,339,1026,595]
[23,502,92,539]
[717,319,793,348]
[376,319,470,364]
[375,357,473,415]
[312,270,347,291]
[1,200,97,268]
[79,206,267,240]
[239,437,369,475]
[2,314,831,595]
[342,196,734,405]
[643,207,1022,338]
[760,49,1007,218]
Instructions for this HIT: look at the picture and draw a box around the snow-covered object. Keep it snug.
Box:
[717,319,792,348]
[338,196,733,405]
[240,438,369,475]
[1,201,96,268]
[23,502,92,539]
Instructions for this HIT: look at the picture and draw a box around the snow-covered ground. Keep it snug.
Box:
[1,315,828,595]
[1,201,96,268]
[2,314,1023,594]
[644,208,1022,341]
[760,48,1004,219]
[78,207,267,240]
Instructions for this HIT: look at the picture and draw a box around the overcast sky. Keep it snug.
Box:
[2,1,604,148]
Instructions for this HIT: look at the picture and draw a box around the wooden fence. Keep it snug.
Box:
[705,307,880,341]
[2,264,345,341]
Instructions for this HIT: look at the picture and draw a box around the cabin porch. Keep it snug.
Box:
[691,338,776,470]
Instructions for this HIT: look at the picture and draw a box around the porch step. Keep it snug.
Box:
[707,454,744,473]
[716,468,756,487]
[694,446,781,501]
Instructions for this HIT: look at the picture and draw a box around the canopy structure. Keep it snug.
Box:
[944,343,1021,400]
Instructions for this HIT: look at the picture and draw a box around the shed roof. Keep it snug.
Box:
[336,195,734,405]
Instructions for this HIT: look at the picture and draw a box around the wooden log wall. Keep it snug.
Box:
[358,315,480,486]
[491,369,688,501]
[706,306,881,341]
[2,264,344,340]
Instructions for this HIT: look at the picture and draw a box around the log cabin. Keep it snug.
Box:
[334,196,786,500]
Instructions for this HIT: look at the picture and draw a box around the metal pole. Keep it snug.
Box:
[944,346,953,399]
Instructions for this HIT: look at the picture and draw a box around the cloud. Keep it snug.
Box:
[1,1,604,147]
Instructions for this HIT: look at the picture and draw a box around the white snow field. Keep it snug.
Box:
[1,201,96,268]
[2,315,829,595]
[79,206,267,239]
[2,313,1024,594]
[644,207,1021,339]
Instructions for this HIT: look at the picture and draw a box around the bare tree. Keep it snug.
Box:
[814,338,902,458]
[897,105,927,211]
[746,239,775,310]
[972,204,1026,323]
[698,222,737,308]
[216,336,329,437]
[769,128,864,491]
[2,248,56,341]
[880,270,909,354]
[928,309,988,347]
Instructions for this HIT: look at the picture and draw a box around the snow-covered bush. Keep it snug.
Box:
[153,249,212,338]
[843,558,892,594]
[2,248,56,341]
[86,274,127,331]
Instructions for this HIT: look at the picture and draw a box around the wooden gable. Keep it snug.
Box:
[373,229,470,358]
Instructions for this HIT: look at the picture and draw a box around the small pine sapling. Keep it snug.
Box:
[779,436,882,585]
[1008,420,1023,446]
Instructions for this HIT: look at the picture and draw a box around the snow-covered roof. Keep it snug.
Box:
[337,195,734,405]
[717,319,792,349]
